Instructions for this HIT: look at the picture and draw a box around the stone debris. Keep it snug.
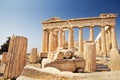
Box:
[39,51,48,58]
[42,58,85,72]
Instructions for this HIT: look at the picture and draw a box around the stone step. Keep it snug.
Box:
[96,68,110,71]
[96,65,108,68]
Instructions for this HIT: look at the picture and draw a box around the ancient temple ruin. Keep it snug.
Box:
[41,13,118,56]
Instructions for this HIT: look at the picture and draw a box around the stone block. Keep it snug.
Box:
[47,51,56,59]
[64,50,74,59]
[54,50,74,60]
[73,58,85,69]
[54,51,64,60]
[43,59,76,72]
[110,48,120,71]
[39,51,48,58]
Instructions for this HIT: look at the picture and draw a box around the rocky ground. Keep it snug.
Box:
[0,55,120,80]
[17,65,120,80]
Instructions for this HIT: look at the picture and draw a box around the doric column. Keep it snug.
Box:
[96,38,101,51]
[46,31,49,51]
[62,30,65,47]
[42,29,47,51]
[101,26,106,53]
[68,28,74,49]
[106,31,110,52]
[89,26,94,41]
[49,29,54,51]
[108,29,111,49]
[53,30,58,50]
[58,29,63,48]
[79,27,83,53]
[111,25,117,48]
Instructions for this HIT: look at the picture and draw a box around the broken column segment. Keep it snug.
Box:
[84,41,96,72]
[4,36,28,79]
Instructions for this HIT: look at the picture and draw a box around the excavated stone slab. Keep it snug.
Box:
[42,58,85,72]
[17,66,120,80]
[42,59,76,72]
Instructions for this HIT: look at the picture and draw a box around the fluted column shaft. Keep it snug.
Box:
[108,29,111,49]
[54,30,58,50]
[42,29,46,51]
[62,30,65,47]
[89,26,94,41]
[49,30,54,51]
[96,38,101,51]
[46,31,49,51]
[101,26,106,53]
[79,27,83,53]
[68,28,74,49]
[111,26,117,48]
[58,29,63,48]
[106,31,110,52]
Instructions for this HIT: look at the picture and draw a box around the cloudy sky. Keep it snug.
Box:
[0,0,120,52]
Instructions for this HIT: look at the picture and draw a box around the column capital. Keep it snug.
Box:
[79,27,83,29]
[110,25,116,28]
[68,27,73,30]
[89,26,94,28]
[101,25,105,28]
[48,28,54,32]
[43,29,48,31]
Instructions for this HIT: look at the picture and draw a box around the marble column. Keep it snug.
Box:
[111,26,117,48]
[79,27,83,53]
[68,28,74,49]
[53,30,58,50]
[101,26,106,53]
[45,30,49,51]
[89,26,94,41]
[49,29,54,51]
[96,38,101,51]
[108,29,111,49]
[62,30,65,48]
[106,31,110,52]
[58,29,62,48]
[42,29,46,51]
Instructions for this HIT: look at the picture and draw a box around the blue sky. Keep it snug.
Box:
[0,0,120,52]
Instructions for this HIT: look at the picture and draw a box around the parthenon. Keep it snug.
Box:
[41,13,118,56]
